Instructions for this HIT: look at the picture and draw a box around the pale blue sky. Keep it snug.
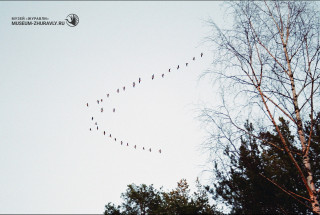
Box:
[0,1,227,213]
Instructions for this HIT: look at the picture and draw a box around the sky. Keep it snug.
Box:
[0,1,228,213]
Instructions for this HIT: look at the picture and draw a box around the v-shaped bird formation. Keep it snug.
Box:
[86,52,204,154]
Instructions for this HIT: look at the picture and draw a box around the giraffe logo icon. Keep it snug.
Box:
[65,14,79,27]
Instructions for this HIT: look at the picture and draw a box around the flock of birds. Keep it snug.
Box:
[86,52,204,154]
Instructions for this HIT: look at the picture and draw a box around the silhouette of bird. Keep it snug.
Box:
[159,149,162,153]
[90,128,91,131]
[127,143,129,146]
[152,74,154,80]
[123,86,125,91]
[117,89,119,93]
[168,69,171,72]
[97,126,99,130]
[133,82,135,87]
[95,122,97,125]
[143,147,145,150]
[101,108,103,112]
[101,99,103,102]
[149,148,152,152]
[92,117,94,120]
[104,131,106,135]
[162,74,164,78]
[65,15,77,26]
[114,138,117,141]
[97,100,99,104]
[193,57,195,60]
[109,134,112,138]
[86,103,89,107]
[134,145,136,149]
[139,78,141,83]
[186,63,188,66]
[107,94,109,98]
[121,141,123,145]
[113,108,115,112]
[201,52,203,57]
[177,65,179,69]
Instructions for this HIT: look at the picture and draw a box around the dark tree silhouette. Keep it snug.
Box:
[201,1,320,212]
[104,179,220,215]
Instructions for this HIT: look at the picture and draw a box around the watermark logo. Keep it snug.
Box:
[65,14,79,27]
[11,14,79,27]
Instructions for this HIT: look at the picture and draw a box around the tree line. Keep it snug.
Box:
[105,1,320,214]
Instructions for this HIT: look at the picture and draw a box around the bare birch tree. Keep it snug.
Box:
[202,1,320,213]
